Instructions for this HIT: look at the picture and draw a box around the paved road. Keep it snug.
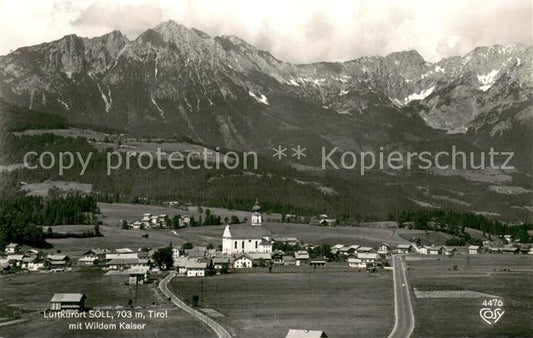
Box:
[159,271,232,338]
[388,255,415,338]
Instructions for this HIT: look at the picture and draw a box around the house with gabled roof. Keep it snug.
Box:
[50,293,86,312]
[233,254,253,269]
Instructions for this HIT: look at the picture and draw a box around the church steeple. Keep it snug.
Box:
[251,199,262,226]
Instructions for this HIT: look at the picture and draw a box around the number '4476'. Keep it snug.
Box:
[482,299,503,307]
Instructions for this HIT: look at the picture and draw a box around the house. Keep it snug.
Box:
[222,201,272,255]
[309,260,327,267]
[247,252,272,266]
[186,247,207,258]
[78,250,103,265]
[356,247,375,254]
[332,244,345,250]
[21,257,44,271]
[128,268,150,284]
[212,257,231,272]
[83,249,108,261]
[378,243,391,255]
[286,329,328,338]
[358,253,380,268]
[444,247,457,256]
[106,248,138,260]
[271,237,300,246]
[46,255,70,269]
[50,293,86,312]
[468,245,481,255]
[396,244,412,254]
[179,216,191,227]
[348,257,363,268]
[5,243,20,254]
[283,255,296,266]
[294,251,310,266]
[185,261,208,277]
[427,246,443,255]
[271,251,284,264]
[233,254,253,269]
[488,247,501,254]
[131,221,143,230]
[501,246,519,254]
[338,247,356,256]
[6,254,24,268]
[173,257,190,274]
[105,258,150,270]
[172,247,181,260]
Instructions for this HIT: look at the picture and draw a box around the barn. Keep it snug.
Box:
[50,293,86,312]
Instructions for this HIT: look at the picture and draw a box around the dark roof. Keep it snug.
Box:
[227,225,271,240]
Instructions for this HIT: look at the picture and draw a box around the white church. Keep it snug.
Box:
[222,200,272,255]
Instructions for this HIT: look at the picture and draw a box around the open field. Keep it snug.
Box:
[170,263,394,337]
[21,181,93,196]
[47,225,185,258]
[98,202,251,226]
[405,254,533,337]
[175,222,410,248]
[0,268,214,337]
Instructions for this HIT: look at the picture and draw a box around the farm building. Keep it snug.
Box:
[286,329,328,338]
[348,257,362,268]
[271,237,299,246]
[6,255,23,268]
[105,258,150,270]
[428,246,443,255]
[444,247,457,255]
[185,261,208,277]
[5,243,20,254]
[106,248,138,260]
[233,254,253,269]
[378,243,391,255]
[357,253,380,268]
[468,245,481,254]
[247,252,272,266]
[21,257,44,271]
[356,247,375,254]
[212,257,231,271]
[50,293,86,312]
[309,260,327,267]
[396,244,412,254]
[46,255,70,268]
[294,251,310,266]
[128,268,149,285]
[501,246,519,254]
[283,255,296,265]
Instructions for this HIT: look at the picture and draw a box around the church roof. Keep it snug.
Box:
[225,224,271,240]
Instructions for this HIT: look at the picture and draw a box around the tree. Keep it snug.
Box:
[93,224,102,237]
[152,247,173,270]
[182,242,194,250]
[230,215,240,224]
[121,220,129,230]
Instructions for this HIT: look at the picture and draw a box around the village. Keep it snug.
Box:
[1,200,531,316]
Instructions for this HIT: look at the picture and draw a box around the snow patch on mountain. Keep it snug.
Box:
[248,91,269,105]
[57,98,70,110]
[96,83,112,113]
[150,93,165,119]
[477,69,500,92]
[400,85,436,105]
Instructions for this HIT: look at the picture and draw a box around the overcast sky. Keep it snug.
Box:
[0,0,531,62]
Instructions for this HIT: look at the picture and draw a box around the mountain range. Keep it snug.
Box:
[0,20,531,162]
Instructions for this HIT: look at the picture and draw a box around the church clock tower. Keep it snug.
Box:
[251,199,262,226]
